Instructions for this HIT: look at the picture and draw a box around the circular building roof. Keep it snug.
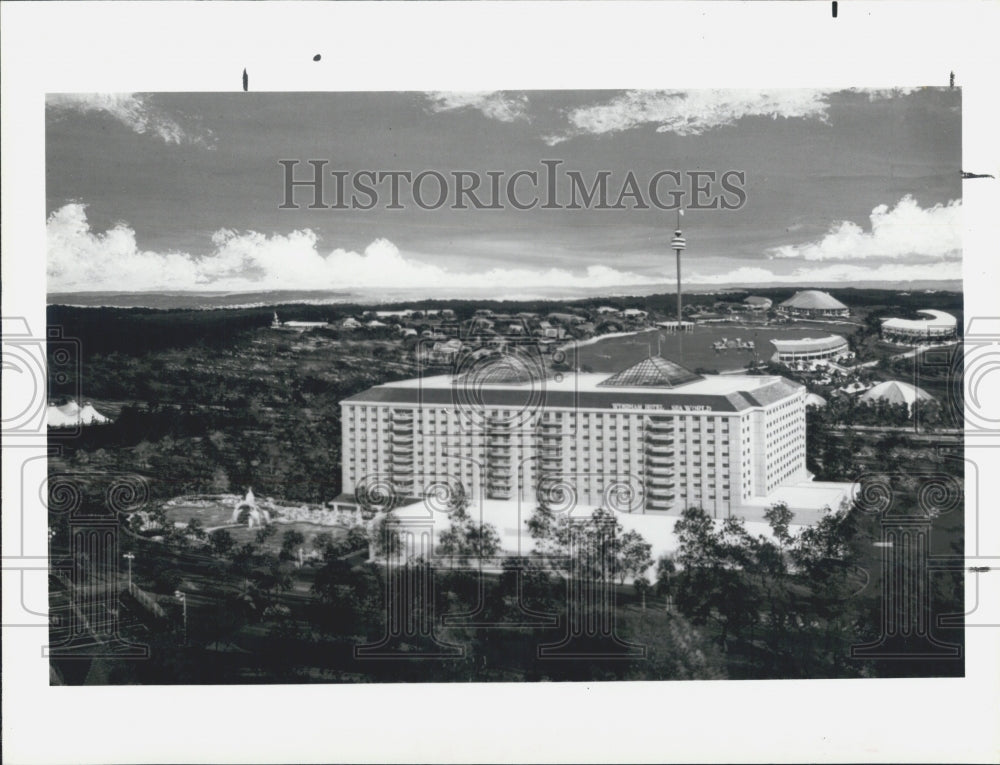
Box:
[770,334,848,353]
[881,309,957,332]
[779,290,848,310]
[805,393,827,407]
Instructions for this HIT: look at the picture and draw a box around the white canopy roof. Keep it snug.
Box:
[47,401,110,428]
[881,309,957,332]
[859,381,935,407]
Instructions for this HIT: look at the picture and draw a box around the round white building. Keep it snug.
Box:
[880,309,957,345]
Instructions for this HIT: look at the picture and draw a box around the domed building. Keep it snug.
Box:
[777,290,849,318]
[805,393,827,408]
[743,295,772,311]
[859,381,934,411]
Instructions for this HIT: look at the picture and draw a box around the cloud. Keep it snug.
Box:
[46,93,214,147]
[767,196,961,261]
[545,89,831,144]
[425,91,529,123]
[46,203,651,293]
[687,261,958,285]
[543,87,922,144]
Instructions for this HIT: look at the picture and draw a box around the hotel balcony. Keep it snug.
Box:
[391,460,413,471]
[647,484,676,497]
[390,432,414,444]
[391,409,414,421]
[645,454,674,466]
[645,429,674,442]
[646,473,675,487]
[391,443,414,454]
[645,497,676,511]
[646,449,674,460]
[645,444,675,456]
[646,418,674,431]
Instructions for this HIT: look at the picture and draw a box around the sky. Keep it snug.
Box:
[45,88,962,294]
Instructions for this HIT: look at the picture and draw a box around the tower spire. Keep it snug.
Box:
[671,209,687,330]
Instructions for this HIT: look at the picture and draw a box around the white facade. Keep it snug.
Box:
[880,309,958,344]
[771,334,851,368]
[340,360,810,518]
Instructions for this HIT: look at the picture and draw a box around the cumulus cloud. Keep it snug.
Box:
[543,87,922,144]
[767,196,961,261]
[47,93,214,147]
[425,91,530,123]
[46,203,651,293]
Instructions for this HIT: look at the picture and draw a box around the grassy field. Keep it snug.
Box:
[570,319,863,373]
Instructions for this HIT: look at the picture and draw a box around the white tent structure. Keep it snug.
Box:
[47,400,110,428]
[805,393,827,408]
[777,290,849,318]
[859,381,934,409]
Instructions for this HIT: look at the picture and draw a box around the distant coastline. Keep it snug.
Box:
[47,280,963,311]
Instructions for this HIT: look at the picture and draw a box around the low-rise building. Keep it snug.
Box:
[770,334,852,369]
[777,290,849,318]
[880,309,958,345]
[743,296,773,311]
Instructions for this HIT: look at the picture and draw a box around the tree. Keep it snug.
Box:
[369,512,401,558]
[208,528,235,557]
[438,510,502,565]
[654,554,676,611]
[185,517,207,542]
[633,575,651,610]
[255,522,277,546]
[623,610,727,681]
[672,506,758,650]
[618,529,653,585]
[279,529,306,561]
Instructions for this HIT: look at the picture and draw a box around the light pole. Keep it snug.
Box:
[174,590,187,643]
[123,552,135,592]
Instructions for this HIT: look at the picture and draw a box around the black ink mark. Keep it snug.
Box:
[962,171,995,180]
[969,566,992,573]
[242,69,249,92]
[313,54,322,62]
[949,71,955,88]
[832,1,838,18]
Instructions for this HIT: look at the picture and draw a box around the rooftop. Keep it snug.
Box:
[342,358,803,412]
[779,290,848,310]
[881,309,957,331]
[770,334,848,353]
[598,355,702,388]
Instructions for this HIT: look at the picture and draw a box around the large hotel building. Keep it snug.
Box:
[340,355,820,518]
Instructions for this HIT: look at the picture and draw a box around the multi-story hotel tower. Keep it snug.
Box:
[340,354,818,518]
